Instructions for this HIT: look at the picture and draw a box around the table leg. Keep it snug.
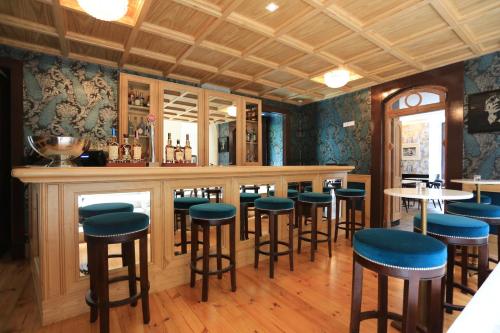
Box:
[476,184,481,204]
[420,199,428,235]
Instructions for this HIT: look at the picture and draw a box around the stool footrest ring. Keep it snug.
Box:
[298,230,329,243]
[85,278,150,309]
[190,254,234,276]
[256,240,292,257]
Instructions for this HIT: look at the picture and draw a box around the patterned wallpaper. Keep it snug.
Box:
[267,113,284,166]
[401,122,429,174]
[463,51,500,178]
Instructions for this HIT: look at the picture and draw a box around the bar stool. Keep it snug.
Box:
[189,203,236,302]
[254,197,294,278]
[203,187,222,203]
[269,189,298,199]
[350,229,447,333]
[79,202,134,272]
[334,188,366,245]
[240,192,261,240]
[174,197,210,254]
[296,192,333,261]
[413,213,489,313]
[84,212,150,333]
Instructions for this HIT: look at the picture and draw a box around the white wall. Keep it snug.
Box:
[208,122,219,165]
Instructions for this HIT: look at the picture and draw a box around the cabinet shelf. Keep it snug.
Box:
[128,104,150,112]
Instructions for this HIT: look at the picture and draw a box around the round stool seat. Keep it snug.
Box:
[414,213,489,239]
[83,212,149,237]
[446,202,500,219]
[174,197,210,210]
[189,203,236,220]
[268,189,298,198]
[240,192,260,203]
[463,195,492,205]
[255,197,294,211]
[298,192,332,203]
[335,188,365,197]
[79,202,134,219]
[354,229,447,270]
[304,185,332,193]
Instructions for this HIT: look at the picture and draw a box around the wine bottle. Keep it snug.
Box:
[132,131,142,161]
[174,139,183,163]
[120,134,132,161]
[184,134,192,163]
[108,128,119,162]
[165,133,174,163]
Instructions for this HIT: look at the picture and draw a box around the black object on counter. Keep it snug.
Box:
[75,150,107,166]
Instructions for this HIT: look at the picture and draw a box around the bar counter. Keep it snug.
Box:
[12,165,353,325]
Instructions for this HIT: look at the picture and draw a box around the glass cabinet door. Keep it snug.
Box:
[119,73,159,162]
[243,97,262,165]
[206,92,240,166]
[160,83,202,165]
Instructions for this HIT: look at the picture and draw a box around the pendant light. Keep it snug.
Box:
[227,105,237,117]
[324,68,350,88]
[77,0,129,21]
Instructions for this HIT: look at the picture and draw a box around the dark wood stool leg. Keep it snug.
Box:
[239,204,244,241]
[121,243,128,267]
[297,203,303,254]
[216,224,223,279]
[202,225,210,302]
[139,235,150,324]
[402,277,419,333]
[461,246,468,291]
[230,219,236,292]
[274,213,279,262]
[427,277,444,333]
[327,205,332,258]
[350,259,363,333]
[244,205,249,240]
[87,242,98,323]
[288,211,294,272]
[345,200,350,240]
[269,214,275,279]
[478,244,489,286]
[97,242,109,333]
[124,241,137,307]
[180,211,187,254]
[334,197,340,242]
[378,274,388,333]
[311,203,318,262]
[445,245,455,314]
[350,198,356,246]
[190,223,198,287]
[361,198,366,229]
[254,211,261,269]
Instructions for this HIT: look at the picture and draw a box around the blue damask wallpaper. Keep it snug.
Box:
[463,52,500,178]
[267,113,284,166]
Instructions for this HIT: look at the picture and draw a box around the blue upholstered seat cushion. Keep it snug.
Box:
[335,188,365,197]
[240,192,260,203]
[83,212,149,237]
[79,202,134,219]
[174,197,210,210]
[255,197,294,211]
[298,192,332,203]
[414,213,489,238]
[268,189,299,198]
[353,229,447,269]
[304,185,312,192]
[446,202,500,219]
[189,203,236,220]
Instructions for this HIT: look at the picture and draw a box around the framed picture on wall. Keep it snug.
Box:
[218,136,229,153]
[467,89,500,133]
[402,143,420,160]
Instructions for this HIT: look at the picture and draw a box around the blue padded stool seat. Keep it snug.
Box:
[240,192,260,203]
[298,192,332,203]
[255,197,294,211]
[79,202,134,219]
[463,195,492,205]
[189,203,236,220]
[414,213,489,239]
[446,202,500,219]
[304,185,332,193]
[353,229,447,270]
[174,197,210,210]
[83,212,149,237]
[304,185,312,192]
[268,189,298,198]
[335,188,365,197]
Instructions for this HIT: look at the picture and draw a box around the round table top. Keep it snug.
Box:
[451,179,500,185]
[384,187,473,200]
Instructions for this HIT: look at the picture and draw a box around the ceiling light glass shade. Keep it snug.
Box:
[77,0,128,21]
[324,69,350,88]
[227,105,237,117]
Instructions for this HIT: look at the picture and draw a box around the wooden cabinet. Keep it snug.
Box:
[119,73,262,166]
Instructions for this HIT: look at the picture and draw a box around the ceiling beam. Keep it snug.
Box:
[120,0,153,67]
[51,0,69,56]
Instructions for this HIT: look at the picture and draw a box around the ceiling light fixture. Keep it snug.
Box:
[77,0,129,21]
[266,2,279,12]
[227,105,237,117]
[324,68,350,88]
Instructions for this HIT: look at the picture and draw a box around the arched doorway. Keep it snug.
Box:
[383,85,447,225]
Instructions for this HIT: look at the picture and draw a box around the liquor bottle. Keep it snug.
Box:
[120,134,132,161]
[146,95,150,107]
[128,119,134,136]
[132,131,142,161]
[140,93,145,107]
[134,91,141,106]
[129,90,135,105]
[174,139,183,163]
[137,117,144,135]
[108,128,119,162]
[165,133,174,163]
[184,134,192,163]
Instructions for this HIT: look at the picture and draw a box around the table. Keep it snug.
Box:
[401,179,420,185]
[451,179,500,203]
[448,264,500,333]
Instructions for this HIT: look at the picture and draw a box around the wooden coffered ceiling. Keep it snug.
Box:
[0,0,499,105]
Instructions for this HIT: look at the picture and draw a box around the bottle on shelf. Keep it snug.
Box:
[138,117,145,136]
[140,93,145,107]
[128,118,135,136]
[146,95,150,107]
[129,90,135,105]
[174,139,183,163]
[184,134,192,163]
[132,131,142,161]
[108,128,119,162]
[165,133,174,163]
[120,134,132,161]
[134,91,141,106]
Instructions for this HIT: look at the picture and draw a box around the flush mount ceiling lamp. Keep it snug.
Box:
[324,68,350,88]
[266,2,279,12]
[77,0,129,21]
[227,105,237,117]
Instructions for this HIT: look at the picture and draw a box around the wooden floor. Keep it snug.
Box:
[1,235,477,333]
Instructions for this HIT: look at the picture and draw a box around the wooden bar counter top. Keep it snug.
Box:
[12,165,353,325]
